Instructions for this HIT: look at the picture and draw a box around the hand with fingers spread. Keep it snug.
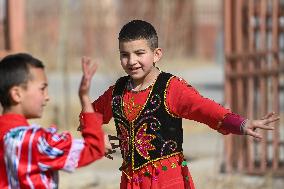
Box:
[79,57,98,112]
[104,134,120,160]
[242,112,280,139]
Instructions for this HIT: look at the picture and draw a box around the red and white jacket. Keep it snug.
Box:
[0,113,104,189]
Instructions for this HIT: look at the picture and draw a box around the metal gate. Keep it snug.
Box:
[223,0,284,175]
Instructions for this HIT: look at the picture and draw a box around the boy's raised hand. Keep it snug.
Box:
[79,57,97,112]
[243,112,280,139]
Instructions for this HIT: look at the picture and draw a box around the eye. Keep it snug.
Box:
[136,52,144,56]
[120,53,128,57]
[135,51,145,56]
[40,85,48,91]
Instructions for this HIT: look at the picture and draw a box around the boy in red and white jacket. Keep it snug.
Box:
[0,53,104,189]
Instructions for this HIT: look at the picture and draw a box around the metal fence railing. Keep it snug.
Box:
[223,0,284,176]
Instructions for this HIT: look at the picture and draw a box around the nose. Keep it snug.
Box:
[128,54,137,66]
[46,95,50,102]
[45,91,50,102]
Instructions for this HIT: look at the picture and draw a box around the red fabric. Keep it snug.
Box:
[219,113,246,135]
[0,113,104,189]
[120,154,195,189]
[78,112,105,166]
[0,114,29,188]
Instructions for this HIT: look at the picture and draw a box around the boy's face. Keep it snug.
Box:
[18,67,49,119]
[119,39,162,83]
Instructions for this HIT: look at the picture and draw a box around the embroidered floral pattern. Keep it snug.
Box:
[135,123,156,159]
[118,123,129,158]
[160,140,177,156]
[124,96,142,119]
[142,94,161,116]
[137,116,161,131]
[112,96,125,118]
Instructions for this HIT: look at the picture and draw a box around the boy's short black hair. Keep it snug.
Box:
[118,19,158,51]
[0,53,44,108]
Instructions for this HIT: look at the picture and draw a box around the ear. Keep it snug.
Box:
[9,86,24,104]
[153,48,163,63]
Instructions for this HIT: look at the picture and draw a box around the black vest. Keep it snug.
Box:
[112,72,183,171]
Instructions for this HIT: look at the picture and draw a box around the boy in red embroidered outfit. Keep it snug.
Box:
[91,20,279,189]
[0,53,105,189]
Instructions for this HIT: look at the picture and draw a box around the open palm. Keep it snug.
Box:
[79,57,97,97]
[244,112,279,139]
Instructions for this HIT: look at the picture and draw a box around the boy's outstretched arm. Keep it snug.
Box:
[242,112,280,139]
[79,57,118,160]
[35,57,104,172]
[77,57,105,167]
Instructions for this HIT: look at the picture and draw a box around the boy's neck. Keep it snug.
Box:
[2,106,24,117]
[131,67,160,91]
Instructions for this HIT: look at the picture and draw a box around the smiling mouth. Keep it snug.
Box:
[129,67,141,71]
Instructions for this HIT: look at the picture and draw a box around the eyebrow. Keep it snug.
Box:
[120,49,146,53]
[135,49,146,52]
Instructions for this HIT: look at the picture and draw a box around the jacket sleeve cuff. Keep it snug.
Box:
[219,113,247,135]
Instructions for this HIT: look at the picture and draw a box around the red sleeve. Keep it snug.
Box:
[166,77,231,131]
[92,86,114,124]
[77,112,105,167]
[218,113,247,135]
